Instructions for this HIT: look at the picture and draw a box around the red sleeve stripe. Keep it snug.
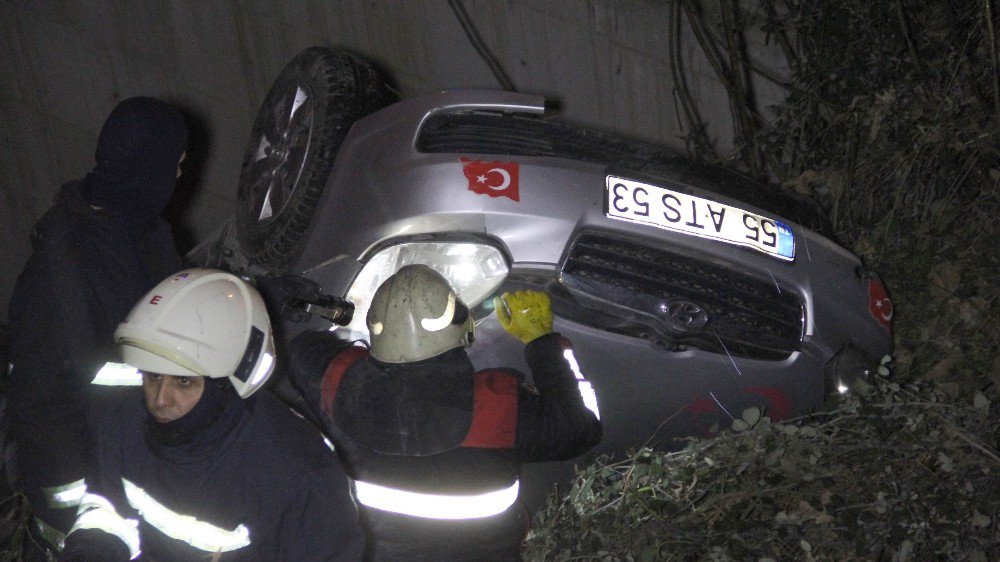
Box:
[320,347,368,416]
[461,370,519,449]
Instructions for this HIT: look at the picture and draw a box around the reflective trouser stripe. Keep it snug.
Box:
[69,493,142,560]
[123,479,251,552]
[34,479,89,551]
[91,362,143,386]
[354,479,519,520]
[43,479,88,509]
[563,348,601,419]
[34,517,67,551]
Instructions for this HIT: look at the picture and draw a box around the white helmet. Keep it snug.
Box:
[367,264,474,363]
[114,268,276,398]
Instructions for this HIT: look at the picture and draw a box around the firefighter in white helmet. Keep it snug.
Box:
[288,264,602,560]
[59,269,364,562]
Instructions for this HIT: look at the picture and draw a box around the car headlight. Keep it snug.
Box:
[341,241,509,339]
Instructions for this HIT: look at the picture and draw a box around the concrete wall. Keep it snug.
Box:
[0,0,788,319]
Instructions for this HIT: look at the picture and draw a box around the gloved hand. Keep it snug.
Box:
[253,274,354,325]
[60,528,131,562]
[494,290,552,344]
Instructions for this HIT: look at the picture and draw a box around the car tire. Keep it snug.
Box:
[236,47,393,273]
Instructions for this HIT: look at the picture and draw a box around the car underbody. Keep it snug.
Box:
[189,48,893,505]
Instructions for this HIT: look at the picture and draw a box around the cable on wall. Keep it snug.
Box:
[447,0,517,92]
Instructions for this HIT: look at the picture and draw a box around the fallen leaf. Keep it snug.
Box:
[928,262,961,298]
[742,406,762,426]
[894,539,914,561]
[820,489,833,506]
[937,452,954,473]
[971,509,991,527]
[926,354,959,381]
[973,392,990,412]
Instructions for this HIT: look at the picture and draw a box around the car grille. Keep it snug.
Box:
[561,234,804,360]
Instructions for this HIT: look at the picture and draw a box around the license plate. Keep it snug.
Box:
[605,176,795,260]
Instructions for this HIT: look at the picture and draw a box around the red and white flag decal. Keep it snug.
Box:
[460,158,519,202]
[868,278,893,332]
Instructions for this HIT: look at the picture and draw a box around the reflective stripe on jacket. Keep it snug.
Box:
[289,330,602,561]
[321,346,523,515]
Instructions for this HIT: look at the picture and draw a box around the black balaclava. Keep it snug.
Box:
[82,97,187,234]
[145,378,246,459]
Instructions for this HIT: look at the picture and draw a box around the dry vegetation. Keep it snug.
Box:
[526,377,997,560]
[526,0,998,559]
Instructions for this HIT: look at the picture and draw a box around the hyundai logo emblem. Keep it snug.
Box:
[664,300,709,329]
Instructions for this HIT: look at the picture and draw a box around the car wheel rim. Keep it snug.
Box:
[246,83,315,223]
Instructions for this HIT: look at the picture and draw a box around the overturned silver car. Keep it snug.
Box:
[193,47,893,459]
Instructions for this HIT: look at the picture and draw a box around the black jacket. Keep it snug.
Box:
[6,180,183,536]
[62,386,365,561]
[289,331,602,561]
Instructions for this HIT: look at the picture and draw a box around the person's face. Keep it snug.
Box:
[176,152,186,178]
[143,372,205,423]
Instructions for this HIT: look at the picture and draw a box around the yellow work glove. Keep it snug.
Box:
[494,290,552,344]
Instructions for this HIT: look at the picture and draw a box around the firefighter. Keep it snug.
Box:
[6,97,187,556]
[59,269,364,561]
[288,264,602,560]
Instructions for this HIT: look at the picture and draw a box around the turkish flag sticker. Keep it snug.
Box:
[460,158,519,202]
[868,278,893,332]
